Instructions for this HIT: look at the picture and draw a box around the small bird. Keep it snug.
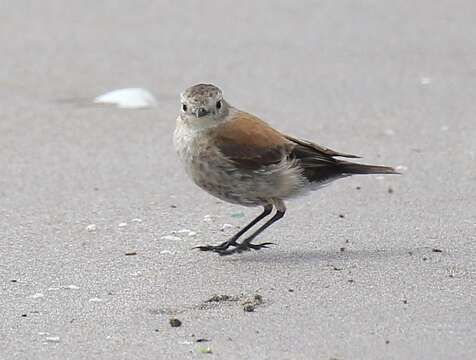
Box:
[174,84,398,255]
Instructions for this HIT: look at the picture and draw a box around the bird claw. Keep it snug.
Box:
[216,242,275,256]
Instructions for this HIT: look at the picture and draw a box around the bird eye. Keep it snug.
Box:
[216,100,222,109]
[182,104,187,112]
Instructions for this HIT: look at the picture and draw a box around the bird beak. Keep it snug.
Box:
[194,107,209,118]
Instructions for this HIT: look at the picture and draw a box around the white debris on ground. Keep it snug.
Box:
[161,235,182,241]
[203,215,214,222]
[160,250,174,255]
[419,77,432,85]
[45,336,60,343]
[88,297,104,303]
[130,218,143,223]
[396,165,408,172]
[383,129,395,136]
[171,229,197,237]
[86,224,97,232]
[29,293,44,299]
[118,222,128,228]
[63,284,80,290]
[221,223,234,231]
[94,88,157,109]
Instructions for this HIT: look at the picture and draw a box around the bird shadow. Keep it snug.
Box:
[224,246,435,264]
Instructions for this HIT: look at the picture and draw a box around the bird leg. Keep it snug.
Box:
[194,204,273,252]
[217,205,286,256]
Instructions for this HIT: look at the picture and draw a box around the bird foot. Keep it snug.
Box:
[193,240,236,252]
[216,242,275,256]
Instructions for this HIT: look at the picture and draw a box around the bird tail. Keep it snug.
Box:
[339,161,400,175]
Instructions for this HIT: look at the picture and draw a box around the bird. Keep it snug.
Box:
[173,83,398,255]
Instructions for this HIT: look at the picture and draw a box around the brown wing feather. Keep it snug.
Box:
[211,111,291,170]
[284,134,361,158]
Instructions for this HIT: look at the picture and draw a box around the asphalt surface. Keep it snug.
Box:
[1,1,476,359]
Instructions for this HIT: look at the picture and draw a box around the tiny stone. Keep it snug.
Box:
[408,251,413,256]
[86,224,97,232]
[30,293,44,299]
[64,284,80,290]
[432,248,443,253]
[288,289,294,292]
[21,314,27,317]
[154,329,160,332]
[356,186,361,190]
[221,223,234,231]
[338,214,345,218]
[45,336,60,343]
[423,257,428,261]
[118,222,128,228]
[125,251,137,256]
[388,187,394,194]
[196,338,210,343]
[348,279,354,283]
[11,279,17,283]
[89,297,104,303]
[403,299,408,304]
[169,318,182,327]
[243,303,255,312]
[161,235,182,241]
[197,346,212,354]
[340,247,346,252]
[385,340,390,345]
[170,204,177,208]
[253,294,263,305]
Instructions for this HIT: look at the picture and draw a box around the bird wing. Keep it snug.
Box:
[211,111,292,170]
[283,135,361,159]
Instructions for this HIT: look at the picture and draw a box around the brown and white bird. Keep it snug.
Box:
[173,84,398,255]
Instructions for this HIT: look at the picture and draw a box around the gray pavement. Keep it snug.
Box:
[1,1,475,359]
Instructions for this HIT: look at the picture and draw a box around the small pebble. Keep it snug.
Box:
[170,205,177,208]
[131,218,143,223]
[30,293,44,299]
[63,285,80,290]
[420,77,432,85]
[161,235,182,241]
[118,222,128,228]
[338,214,345,219]
[89,297,104,303]
[243,303,255,312]
[196,338,210,343]
[125,251,137,256]
[11,279,17,283]
[197,346,212,354]
[356,186,361,190]
[169,318,182,327]
[340,247,346,252]
[86,224,97,232]
[221,223,234,231]
[388,187,394,194]
[45,336,60,343]
[21,314,27,317]
[432,248,443,253]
